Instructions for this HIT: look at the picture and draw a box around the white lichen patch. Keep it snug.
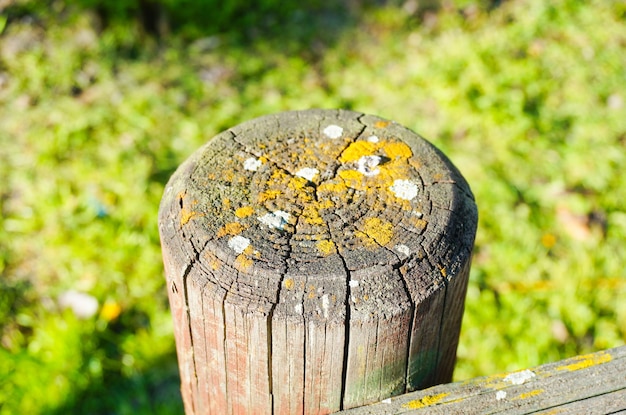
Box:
[323,124,343,139]
[367,135,379,143]
[243,157,262,171]
[390,179,419,201]
[228,235,250,254]
[258,210,291,230]
[356,155,382,176]
[349,280,359,288]
[294,303,303,315]
[395,244,411,257]
[504,369,535,385]
[496,391,507,401]
[295,167,319,181]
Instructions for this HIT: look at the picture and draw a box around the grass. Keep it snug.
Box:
[1,0,625,413]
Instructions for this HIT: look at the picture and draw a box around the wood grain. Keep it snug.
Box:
[339,345,626,415]
[158,109,478,414]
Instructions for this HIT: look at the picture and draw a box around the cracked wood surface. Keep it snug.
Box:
[339,345,626,415]
[158,109,478,415]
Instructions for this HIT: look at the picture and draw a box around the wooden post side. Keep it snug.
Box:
[158,109,477,414]
[343,266,412,408]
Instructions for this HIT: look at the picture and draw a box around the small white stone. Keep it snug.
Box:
[496,391,507,401]
[504,369,535,385]
[258,210,290,229]
[381,398,392,404]
[367,135,379,143]
[395,244,411,257]
[228,235,250,254]
[243,157,262,171]
[323,124,343,139]
[349,280,359,288]
[295,167,319,181]
[356,155,381,176]
[390,179,419,201]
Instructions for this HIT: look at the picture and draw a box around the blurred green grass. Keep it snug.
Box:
[1,0,625,413]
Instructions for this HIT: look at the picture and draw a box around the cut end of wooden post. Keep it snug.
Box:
[158,109,478,415]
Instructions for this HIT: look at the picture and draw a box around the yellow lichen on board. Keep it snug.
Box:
[361,217,394,246]
[557,351,612,372]
[316,239,336,256]
[515,389,544,400]
[235,206,254,218]
[403,393,449,409]
[374,120,391,128]
[284,278,294,290]
[216,222,246,238]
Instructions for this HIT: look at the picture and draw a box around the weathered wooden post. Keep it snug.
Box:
[158,109,477,415]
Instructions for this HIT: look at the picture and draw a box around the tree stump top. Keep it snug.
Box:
[160,109,476,322]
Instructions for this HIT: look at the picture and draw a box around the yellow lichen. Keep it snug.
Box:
[361,217,394,246]
[270,169,288,182]
[302,205,325,226]
[382,141,412,160]
[216,222,245,238]
[338,169,365,190]
[403,393,449,409]
[235,254,253,271]
[439,266,448,278]
[235,206,254,218]
[316,240,335,256]
[515,389,544,400]
[204,252,221,270]
[317,179,348,194]
[354,230,377,248]
[258,189,282,202]
[288,176,309,192]
[284,278,294,290]
[180,207,201,226]
[374,120,391,128]
[339,141,378,163]
[557,351,612,372]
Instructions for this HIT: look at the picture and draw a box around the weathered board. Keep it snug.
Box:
[158,109,478,414]
[339,345,626,414]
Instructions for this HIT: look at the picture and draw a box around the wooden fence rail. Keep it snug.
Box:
[339,345,626,414]
[158,109,623,415]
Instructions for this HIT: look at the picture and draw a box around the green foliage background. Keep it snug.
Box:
[1,0,625,413]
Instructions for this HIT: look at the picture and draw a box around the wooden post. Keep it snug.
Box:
[158,109,477,415]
